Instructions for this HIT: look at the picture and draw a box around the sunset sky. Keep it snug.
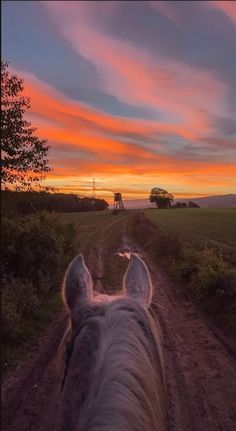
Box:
[2,1,236,202]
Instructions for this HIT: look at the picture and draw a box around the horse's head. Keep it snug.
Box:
[60,253,165,431]
[63,252,153,313]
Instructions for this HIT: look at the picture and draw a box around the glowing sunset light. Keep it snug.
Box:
[2,0,236,200]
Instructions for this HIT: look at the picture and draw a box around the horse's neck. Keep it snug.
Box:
[78,326,164,431]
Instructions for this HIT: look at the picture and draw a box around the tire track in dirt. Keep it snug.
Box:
[86,215,125,291]
[2,314,67,431]
[2,215,126,431]
[120,235,236,431]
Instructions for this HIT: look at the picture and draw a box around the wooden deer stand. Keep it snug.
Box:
[113,192,125,212]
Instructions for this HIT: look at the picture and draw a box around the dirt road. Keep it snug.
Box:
[2,217,236,431]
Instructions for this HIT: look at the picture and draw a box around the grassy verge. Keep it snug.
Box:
[2,293,63,372]
[59,211,130,294]
[146,207,236,265]
[128,210,236,335]
[59,210,112,253]
[2,211,78,372]
[101,212,129,294]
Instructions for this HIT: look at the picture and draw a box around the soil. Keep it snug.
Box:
[2,219,236,431]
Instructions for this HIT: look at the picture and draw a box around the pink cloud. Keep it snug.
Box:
[8,65,204,150]
[148,1,181,24]
[43,1,227,140]
[208,1,236,24]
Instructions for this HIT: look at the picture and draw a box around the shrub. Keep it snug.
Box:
[2,212,76,290]
[1,211,77,357]
[129,212,183,261]
[180,248,200,282]
[129,212,236,302]
[1,274,40,343]
[129,212,156,247]
[152,231,183,261]
[193,248,236,297]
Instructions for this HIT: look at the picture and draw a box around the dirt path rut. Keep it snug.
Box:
[2,219,236,431]
[122,236,236,431]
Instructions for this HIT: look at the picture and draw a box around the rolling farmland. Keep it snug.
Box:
[145,208,236,264]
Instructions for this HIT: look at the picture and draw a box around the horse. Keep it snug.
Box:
[60,252,166,431]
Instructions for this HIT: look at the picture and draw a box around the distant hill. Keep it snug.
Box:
[173,194,236,208]
[124,199,153,209]
[123,194,236,209]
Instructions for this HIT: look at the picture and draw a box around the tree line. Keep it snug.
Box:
[2,190,109,215]
[149,187,199,209]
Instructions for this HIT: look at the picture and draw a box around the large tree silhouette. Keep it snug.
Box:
[1,62,50,190]
[149,187,173,209]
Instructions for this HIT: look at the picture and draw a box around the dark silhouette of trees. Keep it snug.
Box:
[172,202,187,208]
[188,201,199,208]
[171,200,200,208]
[1,61,50,190]
[1,190,109,215]
[149,187,173,209]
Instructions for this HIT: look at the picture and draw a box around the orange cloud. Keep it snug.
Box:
[22,70,203,143]
[9,66,235,198]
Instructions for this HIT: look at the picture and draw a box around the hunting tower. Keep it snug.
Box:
[113,192,125,211]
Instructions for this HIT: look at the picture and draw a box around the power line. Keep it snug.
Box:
[92,178,96,198]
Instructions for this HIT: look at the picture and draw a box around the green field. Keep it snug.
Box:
[59,210,110,251]
[59,210,126,254]
[60,210,112,227]
[60,208,236,265]
[59,210,130,294]
[145,208,236,264]
[128,208,236,326]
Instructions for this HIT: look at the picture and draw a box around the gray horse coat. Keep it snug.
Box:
[60,253,165,431]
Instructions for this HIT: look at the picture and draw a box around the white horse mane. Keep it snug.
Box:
[60,253,166,431]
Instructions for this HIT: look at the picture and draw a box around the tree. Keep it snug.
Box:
[149,187,173,209]
[1,61,50,190]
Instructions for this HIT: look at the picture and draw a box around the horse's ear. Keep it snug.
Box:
[123,253,152,309]
[63,254,93,313]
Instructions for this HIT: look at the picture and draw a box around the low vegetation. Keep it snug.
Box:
[60,210,129,294]
[2,190,109,215]
[1,208,124,370]
[146,207,236,257]
[2,211,78,369]
[128,209,236,332]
